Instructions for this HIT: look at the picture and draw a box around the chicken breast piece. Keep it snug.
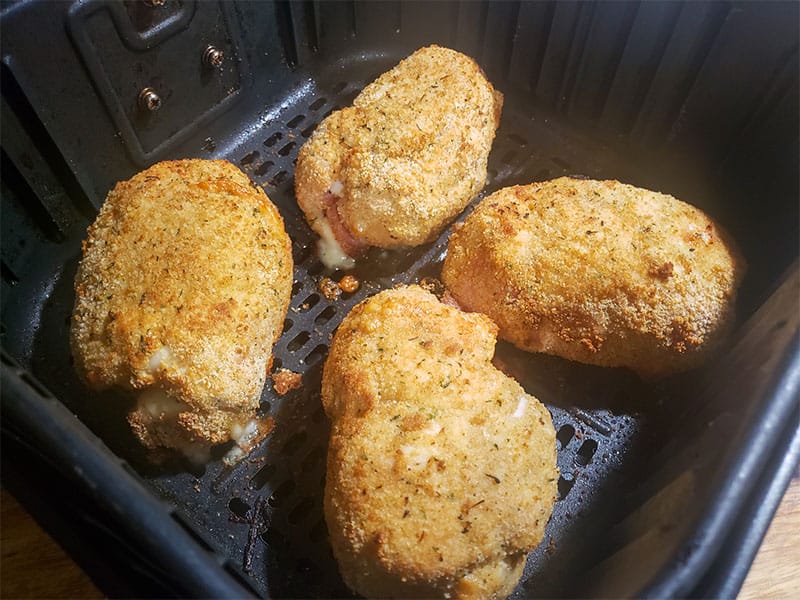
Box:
[71,159,293,460]
[295,45,503,269]
[322,286,557,599]
[442,178,746,378]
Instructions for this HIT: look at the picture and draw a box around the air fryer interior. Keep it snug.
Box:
[1,2,798,598]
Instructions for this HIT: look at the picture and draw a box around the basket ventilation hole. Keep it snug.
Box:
[255,161,274,176]
[311,404,326,424]
[264,132,283,147]
[557,475,575,500]
[301,293,320,310]
[282,318,294,334]
[309,518,328,542]
[287,114,306,128]
[309,97,326,111]
[268,479,296,508]
[240,150,260,166]
[228,497,251,519]
[300,123,317,138]
[304,344,328,366]
[575,439,599,467]
[272,356,283,370]
[287,331,311,353]
[278,141,296,157]
[261,527,288,546]
[287,497,316,525]
[281,430,308,456]
[291,280,304,295]
[268,170,288,187]
[250,463,277,490]
[556,424,575,449]
[302,445,325,472]
[315,305,337,326]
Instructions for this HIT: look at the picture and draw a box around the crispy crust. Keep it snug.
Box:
[70,159,293,448]
[322,286,557,598]
[442,178,746,378]
[295,45,503,252]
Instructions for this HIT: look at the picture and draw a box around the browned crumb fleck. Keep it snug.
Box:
[546,536,557,555]
[418,277,444,296]
[339,274,360,293]
[319,277,342,301]
[246,417,275,452]
[575,430,584,440]
[273,368,302,395]
[649,261,674,280]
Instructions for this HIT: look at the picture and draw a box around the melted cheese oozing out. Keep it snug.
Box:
[317,219,356,270]
[512,396,528,419]
[145,346,186,376]
[146,347,171,373]
[137,385,259,465]
[223,419,262,465]
[138,386,186,418]
[135,388,211,464]
[329,180,344,195]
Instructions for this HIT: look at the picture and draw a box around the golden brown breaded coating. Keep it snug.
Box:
[295,45,503,267]
[442,178,746,378]
[322,286,557,599]
[71,159,293,454]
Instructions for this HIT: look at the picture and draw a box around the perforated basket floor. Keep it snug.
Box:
[10,53,726,598]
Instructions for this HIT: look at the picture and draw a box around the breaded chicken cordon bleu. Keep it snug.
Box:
[295,45,503,269]
[443,177,745,378]
[322,286,557,599]
[71,159,293,462]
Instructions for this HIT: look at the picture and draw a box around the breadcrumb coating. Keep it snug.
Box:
[70,159,293,452]
[295,45,502,265]
[443,178,746,378]
[322,286,557,599]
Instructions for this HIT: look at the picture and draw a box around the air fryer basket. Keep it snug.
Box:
[1,1,798,598]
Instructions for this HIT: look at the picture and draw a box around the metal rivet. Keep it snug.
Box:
[138,87,162,112]
[203,45,225,68]
[143,0,167,7]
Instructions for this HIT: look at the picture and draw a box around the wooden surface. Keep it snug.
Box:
[1,481,798,598]
[0,489,102,599]
[738,477,800,599]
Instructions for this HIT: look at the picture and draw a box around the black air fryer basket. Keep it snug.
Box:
[2,1,798,598]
